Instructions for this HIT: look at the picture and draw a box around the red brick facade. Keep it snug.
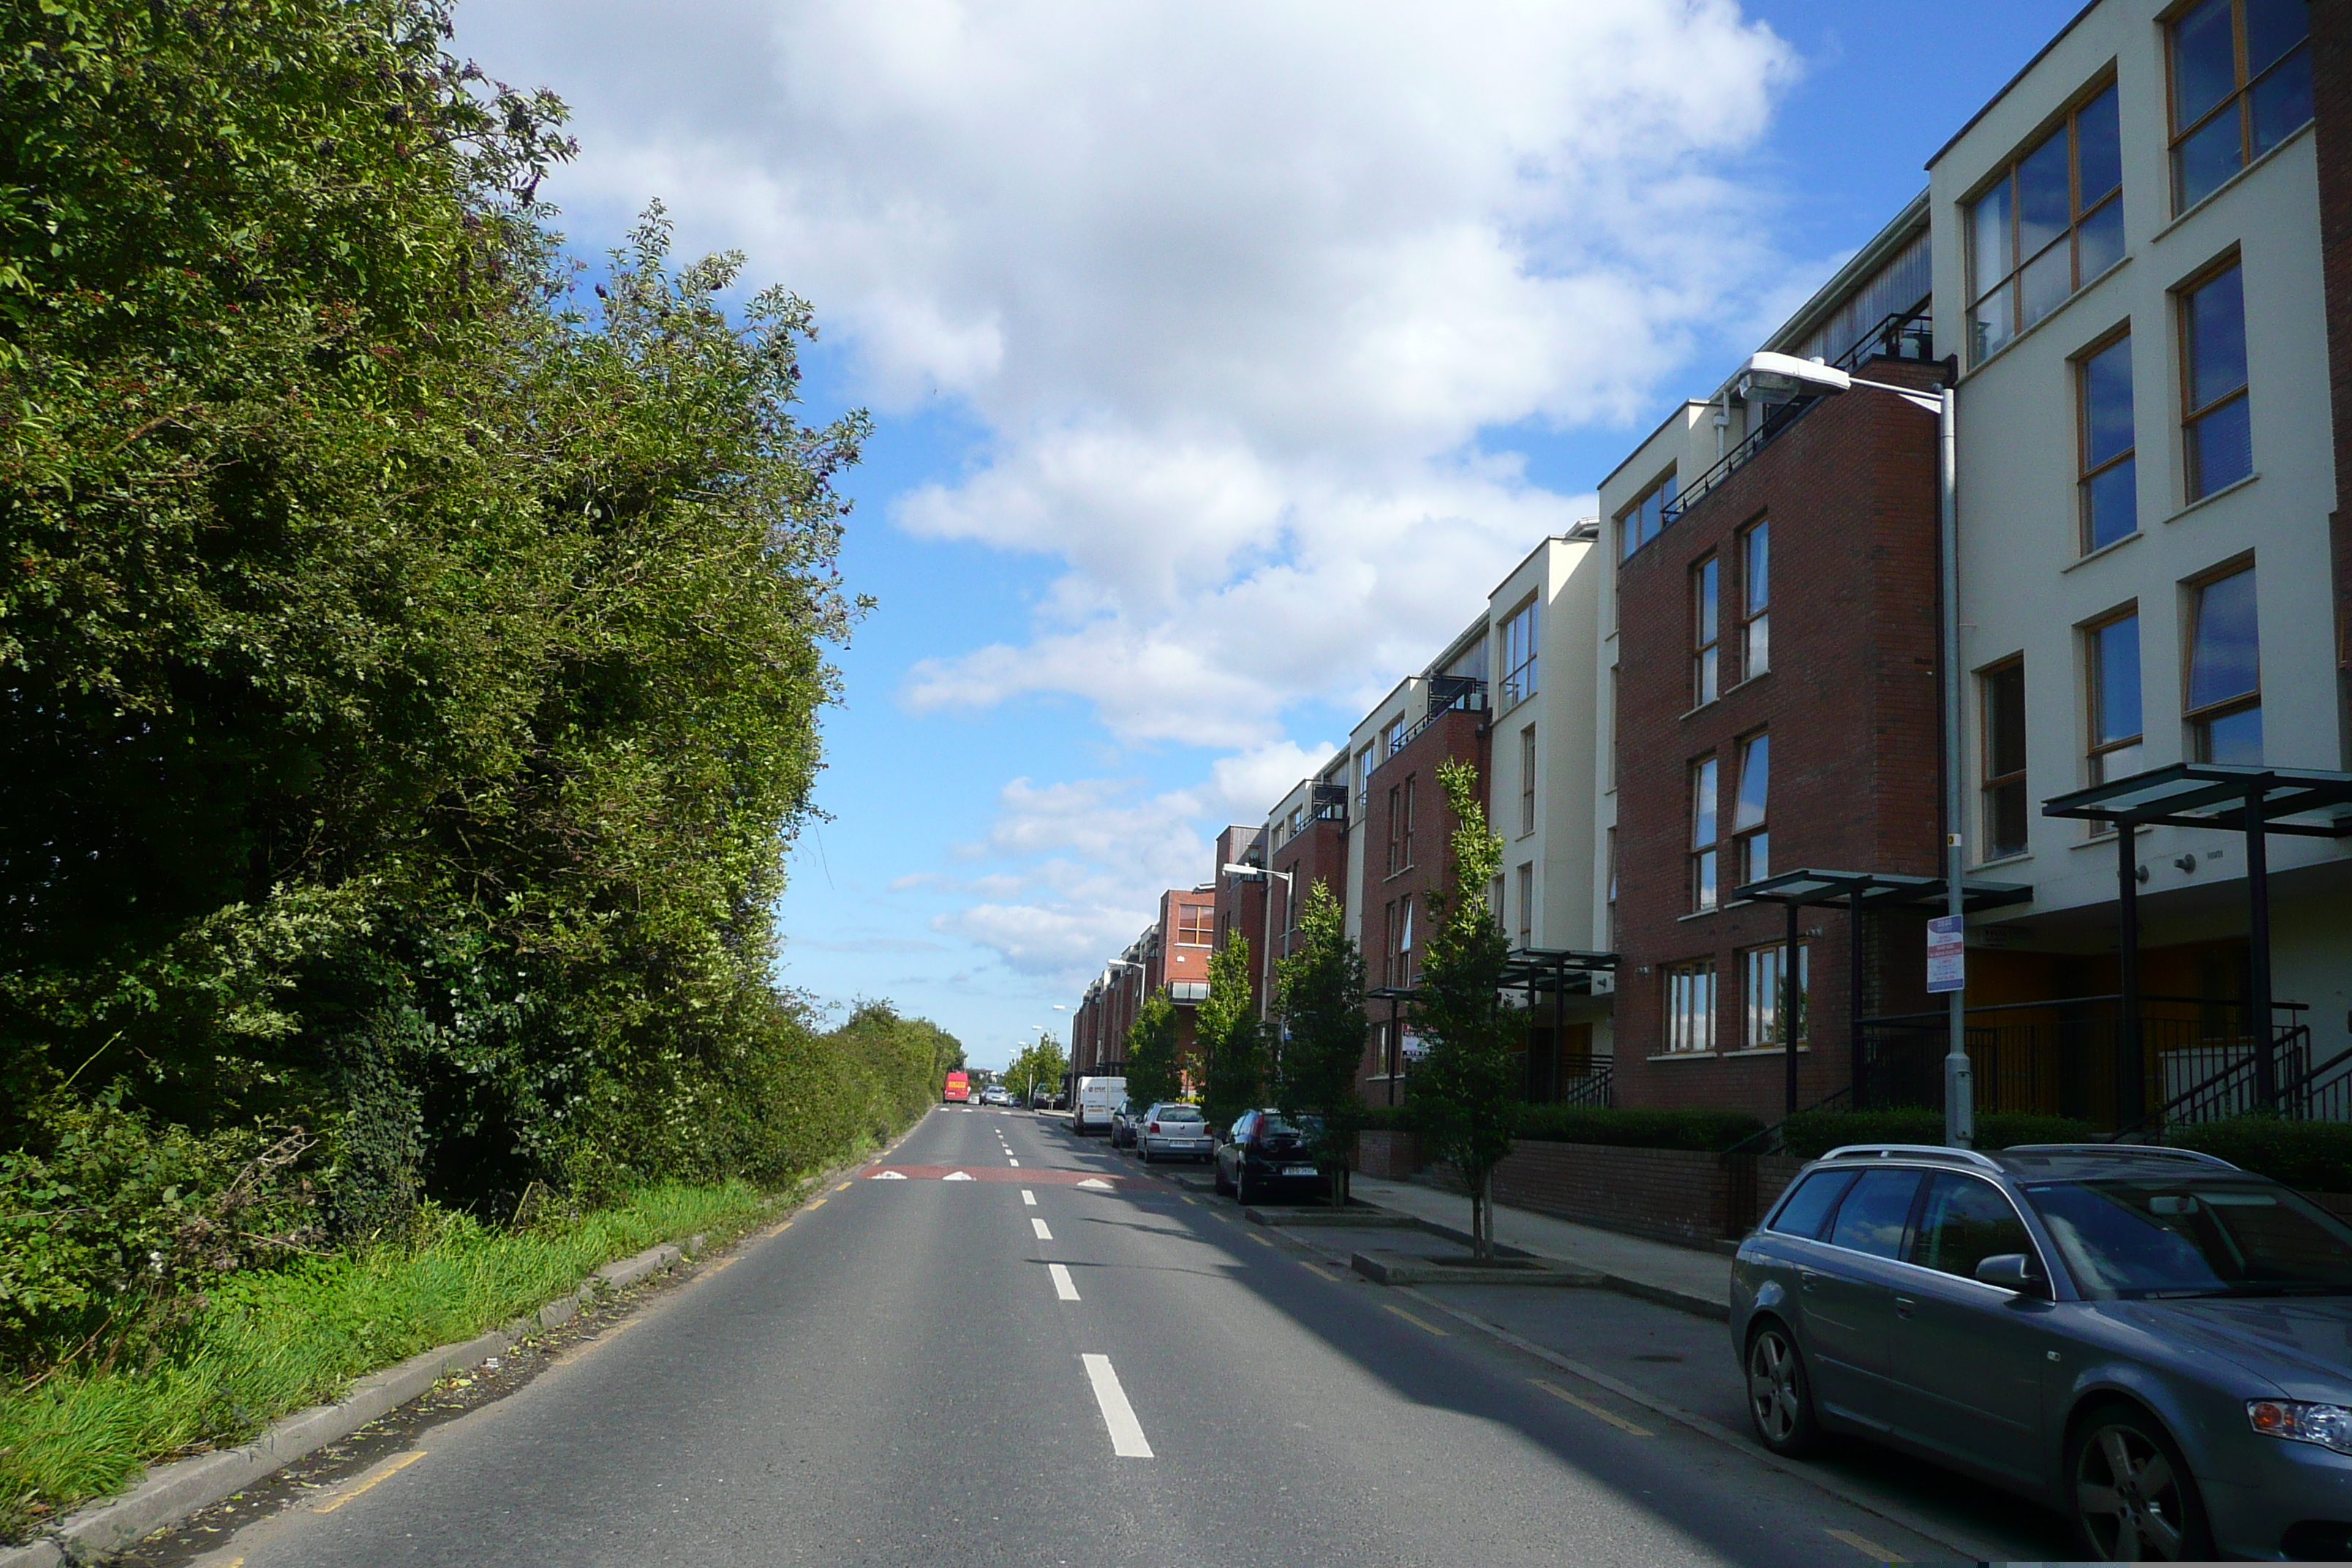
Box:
[1211,825,1270,1014]
[1612,360,1946,1117]
[2314,1,2352,761]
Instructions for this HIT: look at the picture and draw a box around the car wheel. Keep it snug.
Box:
[1744,1320,1820,1458]
[1235,1164,1254,1206]
[1141,1145,1156,1164]
[2070,1403,2209,1561]
[1214,1158,1232,1195]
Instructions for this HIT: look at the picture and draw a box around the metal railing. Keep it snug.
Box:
[1553,1063,1613,1109]
[1830,308,1934,373]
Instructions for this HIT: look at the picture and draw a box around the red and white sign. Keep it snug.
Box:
[1926,915,1967,995]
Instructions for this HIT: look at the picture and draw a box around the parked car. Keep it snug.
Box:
[1138,1103,1212,1164]
[1731,1140,2352,1561]
[981,1085,1010,1107]
[1213,1109,1327,1204]
[1109,1099,1141,1148]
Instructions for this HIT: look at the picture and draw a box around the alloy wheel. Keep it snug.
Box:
[2074,1417,2193,1561]
[1745,1328,1803,1448]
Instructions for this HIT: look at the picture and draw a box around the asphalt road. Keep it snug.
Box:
[167,1109,2046,1567]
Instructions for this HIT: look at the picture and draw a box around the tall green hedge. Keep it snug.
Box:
[1779,1109,2095,1160]
[2167,1117,2352,1193]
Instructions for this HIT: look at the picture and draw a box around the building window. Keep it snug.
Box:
[2182,261,2252,500]
[1518,725,1537,836]
[1967,79,2124,362]
[1398,896,1414,986]
[1616,469,1678,559]
[1741,943,1809,1049]
[2078,331,2137,551]
[1385,785,1401,875]
[1689,755,1719,912]
[1382,901,1397,986]
[2186,562,2261,763]
[1382,715,1405,757]
[2087,610,2143,785]
[1177,903,1213,946]
[1733,731,1768,889]
[1501,598,1539,706]
[1516,863,1534,949]
[1692,555,1720,706]
[1739,521,1769,679]
[1665,960,1716,1055]
[1357,745,1374,808]
[1981,659,2029,859]
[1401,773,1417,869]
[1605,828,1618,950]
[2169,0,2312,214]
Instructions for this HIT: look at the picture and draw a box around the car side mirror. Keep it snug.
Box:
[1974,1253,2049,1297]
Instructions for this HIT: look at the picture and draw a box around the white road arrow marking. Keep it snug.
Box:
[1076,1177,1112,1190]
[1081,1354,1153,1458]
[943,1171,974,1181]
[870,1171,908,1180]
[1032,1218,1053,1240]
[1049,1263,1080,1301]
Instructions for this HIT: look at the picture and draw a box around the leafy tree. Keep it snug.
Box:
[1409,759,1515,1260]
[1197,935,1264,1134]
[1006,1033,1066,1104]
[1123,992,1182,1109]
[1275,881,1368,1208]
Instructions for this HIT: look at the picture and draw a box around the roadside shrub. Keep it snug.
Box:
[1514,1104,1764,1152]
[1779,1108,2096,1160]
[1358,1102,1411,1133]
[2168,1116,2352,1192]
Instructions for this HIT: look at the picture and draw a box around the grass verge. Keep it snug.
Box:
[0,1176,788,1542]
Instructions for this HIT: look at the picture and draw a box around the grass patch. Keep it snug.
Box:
[0,1177,785,1541]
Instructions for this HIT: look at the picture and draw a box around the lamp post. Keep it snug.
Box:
[1739,353,1971,1147]
[1221,862,1295,1023]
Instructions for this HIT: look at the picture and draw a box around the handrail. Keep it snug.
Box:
[1862,993,2307,1025]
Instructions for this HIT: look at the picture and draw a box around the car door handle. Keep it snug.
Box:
[1894,1295,1916,1319]
[1798,1269,1820,1294]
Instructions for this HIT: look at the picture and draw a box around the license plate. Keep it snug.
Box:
[1282,1164,1317,1177]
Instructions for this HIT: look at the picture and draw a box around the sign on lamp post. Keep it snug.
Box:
[1926,913,1972,1145]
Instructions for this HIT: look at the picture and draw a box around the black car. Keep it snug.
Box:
[1214,1109,1328,1204]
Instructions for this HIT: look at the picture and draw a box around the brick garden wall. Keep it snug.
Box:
[1406,1141,1812,1245]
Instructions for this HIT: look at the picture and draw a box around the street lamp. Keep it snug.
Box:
[1740,351,1972,1149]
[1221,862,1295,1022]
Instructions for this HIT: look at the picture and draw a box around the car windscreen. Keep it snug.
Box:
[2022,1178,2352,1298]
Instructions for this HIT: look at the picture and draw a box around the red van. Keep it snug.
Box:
[943,1071,971,1104]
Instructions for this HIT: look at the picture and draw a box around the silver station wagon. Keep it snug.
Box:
[1730,1142,2352,1561]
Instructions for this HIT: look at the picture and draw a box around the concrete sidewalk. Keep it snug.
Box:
[1349,1175,1733,1318]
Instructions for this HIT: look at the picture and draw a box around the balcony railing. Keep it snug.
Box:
[1831,307,1934,373]
[1390,676,1488,756]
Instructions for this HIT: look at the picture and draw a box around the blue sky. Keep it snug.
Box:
[453,1,2083,1068]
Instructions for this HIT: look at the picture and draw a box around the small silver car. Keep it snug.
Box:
[1137,1102,1212,1163]
[1731,1142,2352,1561]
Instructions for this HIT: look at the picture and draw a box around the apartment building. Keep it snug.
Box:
[1928,0,2351,1124]
[1068,885,1215,1082]
[1598,198,1950,1118]
[2326,6,2352,733]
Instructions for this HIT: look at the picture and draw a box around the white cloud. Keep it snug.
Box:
[453,0,1803,981]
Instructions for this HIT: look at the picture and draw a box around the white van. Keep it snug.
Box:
[1072,1076,1126,1135]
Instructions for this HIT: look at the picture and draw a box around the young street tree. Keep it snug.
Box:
[1196,935,1264,1134]
[1123,992,1183,1109]
[1006,1033,1066,1104]
[1409,759,1517,1261]
[1275,880,1368,1209]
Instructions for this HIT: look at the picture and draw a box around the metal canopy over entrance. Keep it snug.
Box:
[1733,868,2033,1113]
[1361,949,1618,1107]
[2043,763,2352,1115]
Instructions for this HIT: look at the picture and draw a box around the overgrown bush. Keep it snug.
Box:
[1515,1104,1765,1151]
[2168,1116,2352,1193]
[1779,1109,2096,1160]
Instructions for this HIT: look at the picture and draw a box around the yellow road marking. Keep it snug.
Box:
[1530,1378,1654,1437]
[1382,1304,1448,1337]
[1300,1262,1340,1283]
[1177,1195,1198,1206]
[312,1450,426,1513]
[766,1219,794,1237]
[804,1197,826,1210]
[698,1256,739,1278]
[1825,1528,1903,1561]
[551,1314,643,1367]
[836,1180,851,1191]
[1247,1232,1274,1248]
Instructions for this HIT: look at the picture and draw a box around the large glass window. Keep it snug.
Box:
[1617,469,1679,559]
[2182,262,2252,500]
[1733,731,1768,886]
[2170,0,2313,214]
[2088,611,2144,786]
[2078,333,2137,551]
[1519,725,1537,836]
[1665,960,1716,1054]
[1828,1169,1924,1260]
[1177,903,1213,946]
[1689,755,1719,912]
[2187,564,2261,763]
[1692,555,1720,706]
[1741,941,1807,1050]
[1501,598,1539,706]
[1969,80,2125,361]
[1740,521,1770,678]
[1982,660,2029,859]
[1516,862,1534,949]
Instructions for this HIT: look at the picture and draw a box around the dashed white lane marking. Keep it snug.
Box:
[313,1450,427,1513]
[1081,1354,1154,1458]
[1008,1158,1021,1166]
[1049,1263,1080,1301]
[1021,1190,1037,1205]
[1531,1378,1654,1437]
[1032,1218,1054,1240]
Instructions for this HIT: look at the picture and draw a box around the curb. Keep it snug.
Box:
[1349,1248,1602,1288]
